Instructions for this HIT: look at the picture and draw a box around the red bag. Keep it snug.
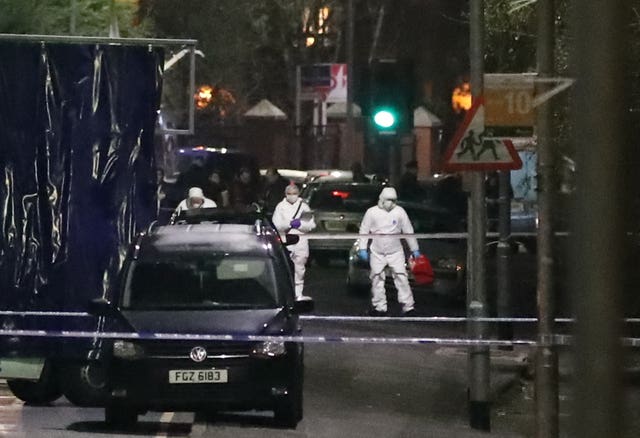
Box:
[409,254,434,285]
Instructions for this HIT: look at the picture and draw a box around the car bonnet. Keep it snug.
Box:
[119,307,290,336]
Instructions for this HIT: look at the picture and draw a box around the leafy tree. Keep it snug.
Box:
[0,0,150,36]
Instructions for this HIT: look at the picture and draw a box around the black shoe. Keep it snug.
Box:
[402,309,417,317]
[367,308,388,317]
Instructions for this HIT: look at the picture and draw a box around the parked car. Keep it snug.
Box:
[346,201,467,299]
[301,181,386,265]
[302,169,383,185]
[259,168,308,184]
[89,208,313,429]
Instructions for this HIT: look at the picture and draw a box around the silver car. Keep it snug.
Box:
[301,181,385,266]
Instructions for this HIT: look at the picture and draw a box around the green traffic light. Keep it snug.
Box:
[373,109,396,129]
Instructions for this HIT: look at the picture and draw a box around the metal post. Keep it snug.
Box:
[69,0,77,35]
[295,66,305,169]
[535,1,558,436]
[388,138,400,186]
[295,65,302,137]
[346,0,355,154]
[497,171,513,348]
[468,0,490,431]
[572,2,626,438]
[188,46,196,135]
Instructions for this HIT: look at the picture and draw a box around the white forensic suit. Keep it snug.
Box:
[172,187,217,223]
[358,187,419,313]
[272,196,316,300]
[174,197,217,214]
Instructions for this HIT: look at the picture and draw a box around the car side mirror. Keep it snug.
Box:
[88,298,119,318]
[284,234,300,246]
[293,299,314,314]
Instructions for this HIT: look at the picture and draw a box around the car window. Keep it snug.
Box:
[308,186,380,212]
[122,256,277,310]
[406,208,464,233]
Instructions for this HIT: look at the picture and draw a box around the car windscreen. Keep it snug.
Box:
[122,256,278,310]
[307,186,380,212]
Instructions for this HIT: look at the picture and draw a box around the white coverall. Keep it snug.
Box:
[358,194,419,313]
[272,198,316,299]
[174,197,217,216]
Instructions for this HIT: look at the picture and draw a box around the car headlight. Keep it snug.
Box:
[251,341,286,358]
[113,340,145,360]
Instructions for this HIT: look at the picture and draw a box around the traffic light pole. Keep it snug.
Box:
[468,0,490,431]
[535,1,559,437]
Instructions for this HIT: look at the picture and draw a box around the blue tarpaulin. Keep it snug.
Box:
[0,41,162,346]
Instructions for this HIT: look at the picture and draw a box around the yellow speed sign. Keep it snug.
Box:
[484,73,536,128]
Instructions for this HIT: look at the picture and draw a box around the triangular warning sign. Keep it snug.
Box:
[443,97,522,171]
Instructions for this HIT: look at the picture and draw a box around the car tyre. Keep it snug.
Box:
[105,405,138,428]
[60,362,109,407]
[6,360,62,405]
[274,359,303,428]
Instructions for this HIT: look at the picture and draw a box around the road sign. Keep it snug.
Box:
[484,73,535,137]
[300,63,347,102]
[442,97,523,172]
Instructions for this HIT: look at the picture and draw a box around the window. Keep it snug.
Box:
[123,256,277,310]
[308,186,380,212]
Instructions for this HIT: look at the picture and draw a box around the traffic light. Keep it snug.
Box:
[368,59,414,136]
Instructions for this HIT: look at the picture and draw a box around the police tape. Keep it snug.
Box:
[2,328,640,347]
[295,231,569,240]
[2,311,640,324]
[0,311,92,317]
[1,328,640,347]
[5,311,640,325]
[0,328,536,347]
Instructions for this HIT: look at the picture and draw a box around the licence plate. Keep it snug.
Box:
[510,201,525,213]
[168,369,228,384]
[323,220,347,231]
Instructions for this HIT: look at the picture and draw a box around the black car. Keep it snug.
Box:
[89,209,312,428]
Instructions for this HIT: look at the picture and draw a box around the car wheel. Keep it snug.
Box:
[105,405,138,428]
[6,361,62,405]
[273,360,303,428]
[61,362,109,407]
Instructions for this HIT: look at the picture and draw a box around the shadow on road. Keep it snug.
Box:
[66,420,192,436]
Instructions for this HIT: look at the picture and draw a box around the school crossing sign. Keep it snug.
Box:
[442,97,522,171]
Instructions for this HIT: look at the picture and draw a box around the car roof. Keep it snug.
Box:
[135,222,280,259]
[303,181,383,188]
[302,181,384,194]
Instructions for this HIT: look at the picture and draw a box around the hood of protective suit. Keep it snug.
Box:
[378,187,398,211]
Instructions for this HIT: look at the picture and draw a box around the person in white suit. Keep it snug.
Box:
[173,187,217,220]
[272,184,316,301]
[358,187,421,316]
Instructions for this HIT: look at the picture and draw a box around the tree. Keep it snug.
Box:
[0,0,151,37]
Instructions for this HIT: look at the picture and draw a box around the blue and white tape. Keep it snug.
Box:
[0,328,536,347]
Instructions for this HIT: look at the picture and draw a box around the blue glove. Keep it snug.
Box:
[290,218,301,229]
[412,250,421,258]
[358,249,369,262]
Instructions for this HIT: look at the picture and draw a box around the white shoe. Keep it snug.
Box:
[296,295,312,301]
